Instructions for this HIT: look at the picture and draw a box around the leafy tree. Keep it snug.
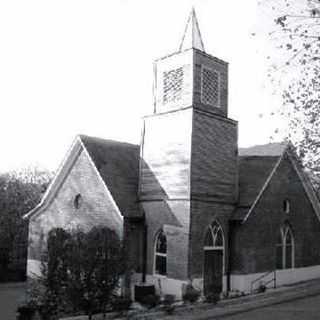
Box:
[0,167,52,281]
[31,226,124,319]
[256,0,320,189]
[65,227,124,319]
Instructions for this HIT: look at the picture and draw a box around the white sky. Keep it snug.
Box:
[0,0,285,173]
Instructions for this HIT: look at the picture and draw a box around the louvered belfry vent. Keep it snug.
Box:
[162,67,184,105]
[201,67,219,107]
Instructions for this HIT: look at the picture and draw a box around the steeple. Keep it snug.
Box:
[179,8,205,52]
[153,8,228,116]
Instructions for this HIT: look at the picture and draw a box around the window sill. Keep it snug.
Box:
[153,273,168,279]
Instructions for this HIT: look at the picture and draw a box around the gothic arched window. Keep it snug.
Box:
[154,230,167,275]
[204,221,224,249]
[276,225,294,270]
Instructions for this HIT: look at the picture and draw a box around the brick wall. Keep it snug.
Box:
[142,200,190,280]
[231,154,320,274]
[191,110,238,203]
[189,200,235,278]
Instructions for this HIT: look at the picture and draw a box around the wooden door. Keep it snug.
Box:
[204,249,223,296]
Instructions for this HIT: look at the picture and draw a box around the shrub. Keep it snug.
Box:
[205,292,220,304]
[162,294,176,314]
[182,284,200,303]
[27,226,125,320]
[257,282,267,293]
[16,304,36,320]
[140,294,160,309]
[111,296,132,312]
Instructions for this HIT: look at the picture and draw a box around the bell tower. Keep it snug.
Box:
[153,8,229,118]
[139,9,238,284]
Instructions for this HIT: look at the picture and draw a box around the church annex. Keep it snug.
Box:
[25,10,320,298]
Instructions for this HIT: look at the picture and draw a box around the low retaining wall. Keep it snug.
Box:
[231,265,320,293]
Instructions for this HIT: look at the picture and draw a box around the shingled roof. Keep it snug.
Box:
[238,142,286,157]
[80,135,141,218]
[233,143,285,221]
[237,156,280,207]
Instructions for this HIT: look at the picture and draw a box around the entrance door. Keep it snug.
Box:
[204,249,223,296]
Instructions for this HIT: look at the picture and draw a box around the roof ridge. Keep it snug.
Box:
[79,134,139,148]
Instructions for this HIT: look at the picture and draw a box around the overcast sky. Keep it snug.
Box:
[0,0,284,173]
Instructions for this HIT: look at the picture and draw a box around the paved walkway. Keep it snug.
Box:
[61,278,320,320]
[156,278,320,320]
[0,282,27,320]
[221,294,320,320]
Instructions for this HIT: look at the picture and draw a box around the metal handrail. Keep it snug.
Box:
[250,270,276,293]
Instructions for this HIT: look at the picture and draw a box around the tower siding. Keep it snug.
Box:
[140,109,193,200]
[191,110,238,203]
[193,50,228,117]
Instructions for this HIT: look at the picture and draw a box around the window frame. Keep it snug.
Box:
[154,230,167,276]
[203,221,224,251]
[276,225,295,270]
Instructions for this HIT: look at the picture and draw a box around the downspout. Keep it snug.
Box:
[142,224,147,283]
[227,221,235,293]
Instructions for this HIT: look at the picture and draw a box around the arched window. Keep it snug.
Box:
[203,221,225,295]
[283,199,290,214]
[204,221,224,250]
[276,225,294,270]
[74,193,82,209]
[285,227,294,269]
[154,230,167,275]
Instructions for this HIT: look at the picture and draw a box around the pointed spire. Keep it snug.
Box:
[179,8,205,52]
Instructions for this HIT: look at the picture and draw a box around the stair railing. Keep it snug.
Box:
[250,270,276,293]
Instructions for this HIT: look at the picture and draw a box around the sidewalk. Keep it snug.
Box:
[0,282,27,320]
[155,278,320,320]
[62,278,320,320]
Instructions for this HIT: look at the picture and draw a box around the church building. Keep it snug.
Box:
[25,10,320,298]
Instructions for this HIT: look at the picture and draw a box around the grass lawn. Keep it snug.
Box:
[0,282,27,320]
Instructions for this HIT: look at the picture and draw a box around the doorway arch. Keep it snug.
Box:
[203,221,224,296]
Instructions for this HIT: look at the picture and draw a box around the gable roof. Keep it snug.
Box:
[79,135,141,218]
[233,142,285,221]
[239,142,286,157]
[237,156,280,208]
[234,142,320,223]
[25,135,141,220]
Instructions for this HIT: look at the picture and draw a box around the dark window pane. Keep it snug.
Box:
[204,229,214,246]
[276,245,283,269]
[156,231,167,254]
[212,223,219,234]
[155,255,167,275]
[286,245,292,269]
[285,231,292,245]
[215,229,223,247]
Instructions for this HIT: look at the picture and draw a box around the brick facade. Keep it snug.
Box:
[28,146,123,271]
[231,154,320,275]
